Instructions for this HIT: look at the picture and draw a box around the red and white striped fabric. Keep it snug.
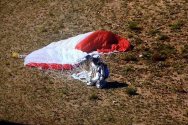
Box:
[24,31,131,70]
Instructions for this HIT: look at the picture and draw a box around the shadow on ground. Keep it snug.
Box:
[0,121,25,125]
[104,81,128,89]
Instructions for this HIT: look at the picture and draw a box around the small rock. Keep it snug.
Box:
[113,101,118,104]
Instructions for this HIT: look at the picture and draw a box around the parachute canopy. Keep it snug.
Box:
[24,31,131,70]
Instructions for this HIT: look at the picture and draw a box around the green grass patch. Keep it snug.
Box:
[127,32,133,38]
[125,66,131,71]
[125,87,137,96]
[148,29,159,35]
[62,89,68,94]
[39,26,47,32]
[142,53,152,60]
[183,108,188,117]
[88,93,100,100]
[122,53,137,61]
[128,21,141,31]
[49,80,54,84]
[135,37,142,45]
[158,35,168,40]
[155,72,163,77]
[180,45,188,58]
[169,21,184,30]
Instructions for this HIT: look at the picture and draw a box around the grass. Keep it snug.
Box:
[158,35,168,40]
[180,45,188,58]
[134,37,142,45]
[128,21,141,31]
[169,20,184,30]
[125,66,132,71]
[0,0,188,124]
[183,108,188,117]
[125,87,137,96]
[62,89,68,94]
[88,93,100,100]
[127,32,133,38]
[148,29,160,35]
[122,53,137,61]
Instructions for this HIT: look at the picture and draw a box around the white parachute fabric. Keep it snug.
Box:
[71,70,90,82]
[24,32,94,68]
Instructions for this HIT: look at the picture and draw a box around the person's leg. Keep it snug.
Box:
[96,80,107,89]
[96,80,102,89]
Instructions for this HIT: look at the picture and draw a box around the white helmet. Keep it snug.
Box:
[92,55,100,59]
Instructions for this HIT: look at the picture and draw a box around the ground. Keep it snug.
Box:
[0,0,188,124]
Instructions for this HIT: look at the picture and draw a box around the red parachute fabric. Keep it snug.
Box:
[26,63,77,70]
[75,31,131,53]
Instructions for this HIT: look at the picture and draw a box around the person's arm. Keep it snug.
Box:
[99,66,104,81]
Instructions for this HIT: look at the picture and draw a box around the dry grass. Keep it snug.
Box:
[0,0,188,124]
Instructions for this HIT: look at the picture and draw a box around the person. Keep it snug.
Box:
[87,55,109,89]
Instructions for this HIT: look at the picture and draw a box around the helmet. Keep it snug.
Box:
[92,55,100,64]
[92,55,100,59]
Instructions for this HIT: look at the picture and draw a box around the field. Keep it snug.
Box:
[0,0,188,124]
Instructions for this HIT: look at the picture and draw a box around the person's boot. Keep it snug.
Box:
[96,80,103,89]
[87,81,95,86]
